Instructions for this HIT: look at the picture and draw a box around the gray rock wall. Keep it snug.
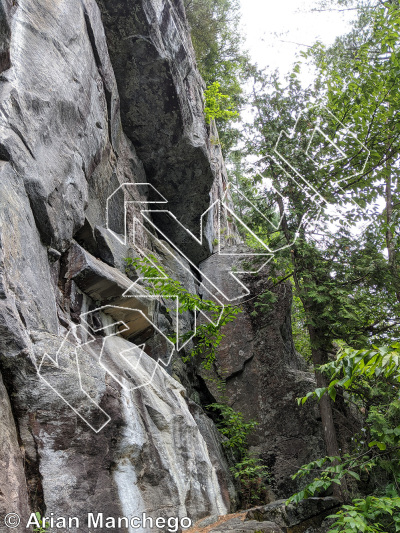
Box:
[199,250,327,499]
[0,0,234,530]
[0,372,31,529]
[95,0,214,260]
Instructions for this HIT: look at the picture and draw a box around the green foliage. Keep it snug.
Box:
[232,456,269,482]
[253,289,278,315]
[328,495,400,533]
[128,3,400,521]
[246,66,400,347]
[291,292,313,363]
[185,304,240,370]
[207,402,269,507]
[207,402,258,453]
[299,343,400,406]
[289,343,400,531]
[287,455,352,504]
[185,0,249,152]
[306,0,400,302]
[243,29,400,347]
[232,456,271,509]
[124,255,240,370]
[226,149,282,248]
[33,513,49,533]
[185,0,245,88]
[228,0,400,512]
[204,81,239,124]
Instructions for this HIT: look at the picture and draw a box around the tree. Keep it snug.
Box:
[238,52,400,495]
[308,0,400,302]
[184,0,249,152]
[289,343,400,532]
[186,0,400,510]
[185,0,245,92]
[229,0,400,507]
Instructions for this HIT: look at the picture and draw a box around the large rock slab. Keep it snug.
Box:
[95,0,229,262]
[67,242,155,339]
[245,498,341,530]
[199,249,327,498]
[0,0,234,528]
[20,332,227,531]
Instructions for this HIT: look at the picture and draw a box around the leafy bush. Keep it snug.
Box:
[207,403,258,452]
[204,81,239,124]
[288,343,400,532]
[328,495,400,533]
[125,254,240,369]
[208,403,269,507]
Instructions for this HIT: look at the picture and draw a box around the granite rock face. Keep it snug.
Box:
[0,372,31,529]
[0,0,233,530]
[95,0,236,262]
[199,250,327,499]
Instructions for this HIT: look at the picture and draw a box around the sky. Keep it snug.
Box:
[239,0,354,82]
[235,2,380,237]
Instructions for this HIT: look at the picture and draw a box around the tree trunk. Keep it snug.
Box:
[274,185,348,501]
[385,173,400,303]
[308,327,348,501]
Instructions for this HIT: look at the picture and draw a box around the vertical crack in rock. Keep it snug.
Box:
[82,4,114,149]
[0,0,12,74]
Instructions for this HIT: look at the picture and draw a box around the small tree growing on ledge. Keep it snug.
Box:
[204,81,239,125]
[126,254,269,507]
[125,253,240,369]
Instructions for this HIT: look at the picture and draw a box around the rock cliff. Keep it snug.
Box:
[0,1,328,532]
[199,251,326,498]
[0,0,231,530]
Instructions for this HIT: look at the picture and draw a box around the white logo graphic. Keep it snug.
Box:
[38,106,369,432]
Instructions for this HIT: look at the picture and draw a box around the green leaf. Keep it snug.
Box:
[368,441,387,451]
